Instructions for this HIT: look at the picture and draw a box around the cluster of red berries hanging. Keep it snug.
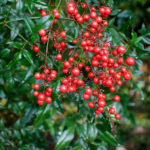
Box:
[33,1,135,120]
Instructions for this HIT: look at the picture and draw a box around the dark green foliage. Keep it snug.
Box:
[0,0,150,149]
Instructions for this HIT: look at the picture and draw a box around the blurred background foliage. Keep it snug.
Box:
[0,0,150,150]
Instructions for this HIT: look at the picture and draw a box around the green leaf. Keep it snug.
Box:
[72,146,82,150]
[34,104,51,127]
[55,127,74,150]
[109,28,121,45]
[8,42,22,49]
[110,9,121,16]
[99,130,118,146]
[35,16,52,31]
[16,0,23,12]
[23,49,33,64]
[0,48,11,58]
[11,26,19,40]
[24,16,35,33]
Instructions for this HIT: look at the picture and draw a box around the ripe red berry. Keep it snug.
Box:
[39,29,46,36]
[123,72,132,80]
[37,100,44,105]
[72,67,80,76]
[41,36,48,42]
[34,84,40,90]
[57,54,62,60]
[34,73,41,79]
[115,113,121,120]
[114,95,120,102]
[91,21,98,28]
[83,14,90,21]
[67,6,75,14]
[109,107,115,114]
[64,61,71,68]
[38,94,45,101]
[109,86,116,92]
[126,57,135,65]
[77,17,84,23]
[91,59,99,67]
[96,16,102,23]
[78,63,83,69]
[85,88,92,95]
[33,46,39,52]
[34,91,39,97]
[59,85,68,93]
[46,97,52,103]
[54,12,60,18]
[60,31,66,38]
[117,46,126,54]
[90,12,97,19]
[82,3,87,9]
[41,10,47,16]
[98,100,106,107]
[88,101,95,108]
[83,93,90,100]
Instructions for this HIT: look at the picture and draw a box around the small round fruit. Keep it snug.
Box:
[114,95,120,102]
[117,46,126,54]
[46,97,52,103]
[38,94,45,101]
[109,108,115,114]
[115,113,121,120]
[59,85,67,93]
[37,100,44,105]
[83,93,90,100]
[85,88,92,95]
[88,101,95,108]
[34,84,40,90]
[60,31,66,38]
[33,46,39,52]
[56,54,62,60]
[72,67,80,76]
[34,73,41,79]
[39,29,46,36]
[123,72,132,80]
[126,57,135,65]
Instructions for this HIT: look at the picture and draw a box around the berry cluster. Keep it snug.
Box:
[33,1,135,120]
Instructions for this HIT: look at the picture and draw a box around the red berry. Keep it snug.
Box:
[46,97,52,103]
[109,86,116,92]
[85,88,92,95]
[34,73,41,79]
[98,100,106,107]
[117,46,126,54]
[38,94,45,101]
[83,14,90,21]
[78,63,83,69]
[60,31,66,38]
[37,100,44,105]
[34,91,39,97]
[123,72,132,80]
[39,29,46,36]
[90,12,97,19]
[126,57,135,65]
[91,21,98,28]
[96,16,102,23]
[59,85,67,93]
[109,107,115,114]
[67,6,75,14]
[72,67,80,76]
[88,101,95,108]
[115,113,121,120]
[34,84,40,90]
[33,46,39,52]
[95,109,101,115]
[91,59,99,67]
[83,93,90,100]
[41,36,48,42]
[114,95,120,102]
[57,54,62,60]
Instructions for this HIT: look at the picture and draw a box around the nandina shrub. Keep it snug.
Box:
[0,0,148,149]
[33,1,135,120]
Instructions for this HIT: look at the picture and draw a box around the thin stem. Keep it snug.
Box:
[0,17,40,25]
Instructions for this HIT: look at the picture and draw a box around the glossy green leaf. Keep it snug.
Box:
[24,16,35,33]
[23,49,33,64]
[55,127,74,150]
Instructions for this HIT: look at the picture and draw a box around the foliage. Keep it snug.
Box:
[0,0,150,149]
